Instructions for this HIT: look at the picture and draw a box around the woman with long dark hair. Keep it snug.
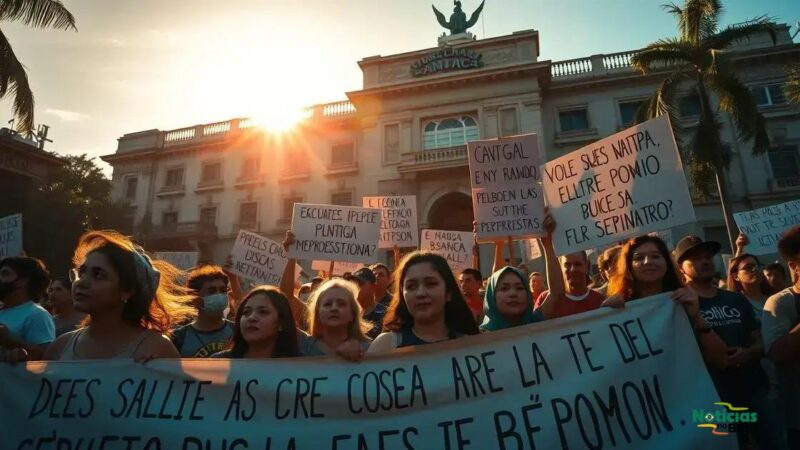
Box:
[604,235,728,369]
[48,276,86,337]
[727,254,773,322]
[44,230,194,361]
[368,252,478,352]
[212,286,299,359]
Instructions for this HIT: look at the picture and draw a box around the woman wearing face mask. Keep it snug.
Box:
[211,286,299,358]
[171,265,235,358]
[43,231,194,361]
[368,252,478,352]
[300,279,371,357]
[48,277,87,337]
[481,267,544,332]
[604,235,728,369]
[727,254,774,322]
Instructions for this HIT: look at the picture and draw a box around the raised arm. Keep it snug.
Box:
[280,231,307,326]
[534,212,564,320]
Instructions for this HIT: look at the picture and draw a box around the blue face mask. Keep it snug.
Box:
[201,293,228,315]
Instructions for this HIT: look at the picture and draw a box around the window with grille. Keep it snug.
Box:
[124,177,138,200]
[768,145,800,180]
[499,108,519,136]
[558,109,590,132]
[201,162,222,182]
[241,156,260,179]
[162,212,178,226]
[384,124,400,163]
[164,168,184,187]
[200,207,217,226]
[422,116,479,150]
[239,202,258,224]
[750,84,787,107]
[331,192,353,206]
[283,196,303,219]
[618,100,645,127]
[331,143,355,166]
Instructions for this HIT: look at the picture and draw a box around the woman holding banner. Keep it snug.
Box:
[368,252,478,352]
[604,235,728,369]
[300,279,371,357]
[212,286,299,358]
[43,230,194,361]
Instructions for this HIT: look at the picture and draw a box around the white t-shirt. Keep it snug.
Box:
[0,301,56,346]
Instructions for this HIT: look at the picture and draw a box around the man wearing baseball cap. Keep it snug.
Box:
[675,235,782,448]
[350,267,387,339]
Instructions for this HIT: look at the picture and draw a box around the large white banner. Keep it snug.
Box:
[0,213,23,258]
[290,203,381,264]
[734,199,800,255]
[420,229,473,275]
[153,252,199,271]
[544,116,695,254]
[468,134,546,241]
[0,297,734,449]
[362,196,419,248]
[229,230,289,285]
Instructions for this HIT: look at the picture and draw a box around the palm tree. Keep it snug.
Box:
[631,0,775,250]
[1,0,76,134]
[786,64,800,106]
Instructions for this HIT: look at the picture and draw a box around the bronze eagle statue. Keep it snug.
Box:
[432,0,485,35]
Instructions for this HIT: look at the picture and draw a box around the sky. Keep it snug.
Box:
[1,0,798,174]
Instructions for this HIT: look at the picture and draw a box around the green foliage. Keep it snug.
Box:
[786,64,800,106]
[22,154,133,277]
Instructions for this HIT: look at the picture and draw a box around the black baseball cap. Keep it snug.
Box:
[352,267,376,284]
[673,235,721,263]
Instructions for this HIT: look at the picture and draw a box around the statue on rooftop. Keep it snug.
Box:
[433,0,485,35]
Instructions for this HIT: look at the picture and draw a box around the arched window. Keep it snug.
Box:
[423,116,479,150]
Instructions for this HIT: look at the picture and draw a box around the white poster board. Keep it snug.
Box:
[0,213,23,258]
[289,203,381,264]
[468,134,546,240]
[544,115,695,254]
[229,230,288,285]
[420,229,473,275]
[153,252,199,271]
[520,238,543,261]
[362,196,419,248]
[733,199,800,255]
[648,229,675,249]
[311,260,365,276]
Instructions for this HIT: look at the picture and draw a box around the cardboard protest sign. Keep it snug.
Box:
[420,229,473,274]
[362,196,419,248]
[229,230,289,285]
[0,213,22,258]
[733,199,800,255]
[544,115,695,254]
[468,134,546,240]
[290,203,381,264]
[311,260,365,276]
[1,297,734,450]
[153,252,199,271]
[520,238,542,261]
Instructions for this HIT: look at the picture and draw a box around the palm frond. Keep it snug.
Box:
[705,71,770,154]
[785,64,800,106]
[0,28,34,134]
[631,39,696,73]
[691,95,730,169]
[0,0,76,31]
[706,18,776,50]
[682,0,723,43]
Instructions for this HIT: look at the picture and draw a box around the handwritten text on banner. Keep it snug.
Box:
[468,134,546,240]
[362,196,419,248]
[290,203,381,264]
[543,115,695,254]
[734,199,800,255]
[230,230,289,285]
[1,297,733,449]
[420,229,473,275]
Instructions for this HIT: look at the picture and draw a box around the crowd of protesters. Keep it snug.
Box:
[1,218,798,449]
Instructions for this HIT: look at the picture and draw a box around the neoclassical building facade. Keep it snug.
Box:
[103,25,800,272]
